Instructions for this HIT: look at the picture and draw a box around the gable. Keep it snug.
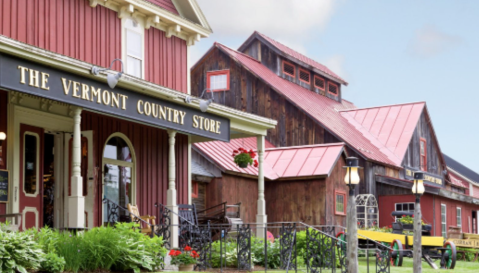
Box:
[401,108,446,177]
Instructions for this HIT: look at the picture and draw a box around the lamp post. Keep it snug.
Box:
[344,157,361,273]
[412,171,425,273]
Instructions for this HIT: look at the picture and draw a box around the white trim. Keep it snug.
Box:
[101,132,137,224]
[22,206,39,230]
[90,0,211,41]
[22,132,40,198]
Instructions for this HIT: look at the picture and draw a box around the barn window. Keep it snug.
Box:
[395,202,415,212]
[192,181,199,198]
[314,75,325,90]
[335,190,346,215]
[420,138,427,171]
[123,18,144,78]
[299,68,310,84]
[457,207,462,230]
[282,60,295,77]
[207,70,230,92]
[328,82,339,96]
[441,204,447,238]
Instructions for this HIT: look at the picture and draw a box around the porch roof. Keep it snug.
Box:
[193,137,345,180]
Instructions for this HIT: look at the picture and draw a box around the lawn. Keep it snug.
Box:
[174,257,479,273]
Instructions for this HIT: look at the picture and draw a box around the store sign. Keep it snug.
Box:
[0,54,230,141]
[404,166,444,187]
[448,239,479,248]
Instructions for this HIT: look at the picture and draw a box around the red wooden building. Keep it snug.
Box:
[0,0,277,248]
[190,31,479,235]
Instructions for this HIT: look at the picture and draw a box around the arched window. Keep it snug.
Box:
[103,134,135,223]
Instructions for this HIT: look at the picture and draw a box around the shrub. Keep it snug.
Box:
[0,228,44,273]
[41,252,65,273]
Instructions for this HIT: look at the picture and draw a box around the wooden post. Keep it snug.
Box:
[256,135,267,238]
[413,197,422,273]
[347,191,358,273]
[167,129,178,248]
[68,107,84,229]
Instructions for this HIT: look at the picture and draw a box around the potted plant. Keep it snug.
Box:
[169,246,199,271]
[232,148,258,168]
[398,214,425,230]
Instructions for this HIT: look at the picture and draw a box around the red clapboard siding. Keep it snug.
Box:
[0,91,7,216]
[145,28,188,93]
[0,0,122,71]
[81,111,189,227]
[145,0,179,15]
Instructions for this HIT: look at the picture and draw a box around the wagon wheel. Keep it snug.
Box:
[443,241,457,269]
[336,231,347,256]
[390,239,404,266]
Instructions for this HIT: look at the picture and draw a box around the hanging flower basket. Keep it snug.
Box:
[233,148,258,168]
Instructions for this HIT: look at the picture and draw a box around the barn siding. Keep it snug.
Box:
[0,91,7,216]
[81,111,188,227]
[145,27,188,93]
[325,156,348,227]
[0,0,122,71]
[191,49,335,148]
[401,110,444,176]
[205,174,258,224]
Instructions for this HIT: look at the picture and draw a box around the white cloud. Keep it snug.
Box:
[409,25,462,58]
[323,54,346,79]
[198,0,336,38]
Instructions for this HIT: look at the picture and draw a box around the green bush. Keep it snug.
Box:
[0,229,44,273]
[457,247,477,262]
[41,252,65,273]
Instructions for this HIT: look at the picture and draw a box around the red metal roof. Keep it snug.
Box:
[146,0,179,15]
[339,102,425,166]
[254,32,347,85]
[214,43,402,167]
[193,138,345,180]
[448,172,470,189]
[264,144,344,178]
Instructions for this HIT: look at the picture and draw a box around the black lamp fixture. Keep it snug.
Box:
[343,156,362,195]
[184,88,214,112]
[0,132,6,146]
[412,171,425,202]
[91,59,124,89]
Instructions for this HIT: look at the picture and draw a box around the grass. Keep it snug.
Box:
[171,257,479,273]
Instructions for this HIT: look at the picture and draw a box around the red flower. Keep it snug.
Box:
[184,245,192,251]
[175,250,182,256]
[254,159,258,164]
[233,150,239,153]
[254,163,258,168]
[169,250,176,256]
[412,215,414,217]
[402,215,406,217]
[191,250,199,258]
[388,225,392,228]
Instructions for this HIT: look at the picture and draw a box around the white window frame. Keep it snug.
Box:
[101,133,137,224]
[394,202,415,221]
[457,207,462,230]
[23,132,40,197]
[441,204,447,238]
[122,16,145,79]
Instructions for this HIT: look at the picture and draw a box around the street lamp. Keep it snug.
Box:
[412,171,425,273]
[343,157,361,273]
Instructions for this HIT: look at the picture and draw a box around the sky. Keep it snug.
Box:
[193,0,479,172]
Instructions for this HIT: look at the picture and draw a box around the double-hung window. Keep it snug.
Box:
[457,207,462,230]
[441,204,447,238]
[335,190,346,215]
[124,18,144,78]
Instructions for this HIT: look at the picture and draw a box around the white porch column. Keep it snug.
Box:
[68,107,84,229]
[167,130,179,248]
[256,135,267,237]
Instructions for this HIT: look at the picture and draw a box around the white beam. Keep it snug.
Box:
[68,107,85,229]
[118,4,134,19]
[167,130,178,248]
[145,15,160,29]
[256,135,267,238]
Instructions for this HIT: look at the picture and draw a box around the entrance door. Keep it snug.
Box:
[19,124,44,230]
[473,211,478,234]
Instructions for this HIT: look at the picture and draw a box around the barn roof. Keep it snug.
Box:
[339,102,425,166]
[238,31,348,85]
[214,43,405,167]
[444,154,479,185]
[193,138,345,180]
